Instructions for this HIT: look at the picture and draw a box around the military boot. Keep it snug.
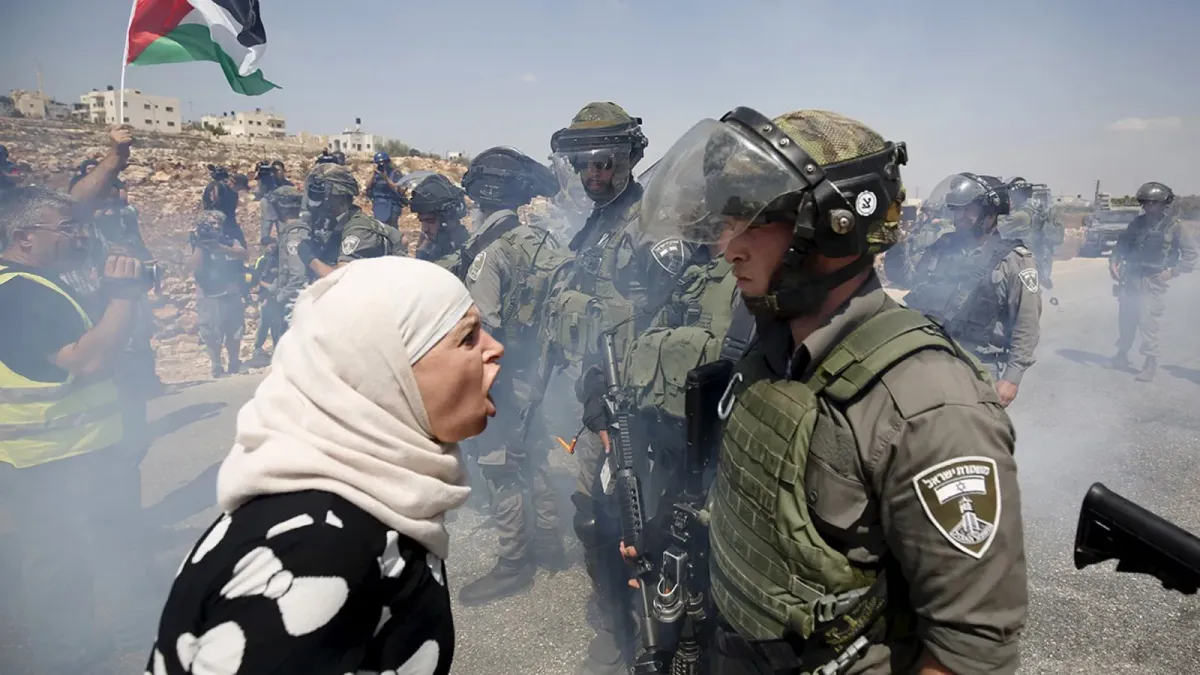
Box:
[1136,356,1158,382]
[576,614,625,675]
[576,543,629,675]
[534,529,568,574]
[1110,350,1130,370]
[457,557,536,606]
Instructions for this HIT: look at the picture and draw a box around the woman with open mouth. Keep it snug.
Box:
[145,256,504,675]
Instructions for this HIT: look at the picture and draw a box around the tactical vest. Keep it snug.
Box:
[622,258,738,420]
[345,210,406,257]
[0,265,124,468]
[439,210,525,279]
[903,234,1017,349]
[495,226,573,339]
[545,196,641,364]
[710,308,976,654]
[1127,214,1176,271]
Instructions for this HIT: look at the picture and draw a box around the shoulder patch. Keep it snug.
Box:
[467,250,487,282]
[650,238,688,276]
[912,456,1001,559]
[1012,243,1032,256]
[286,239,299,256]
[1018,267,1039,293]
[340,234,361,256]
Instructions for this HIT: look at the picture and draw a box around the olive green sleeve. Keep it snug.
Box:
[997,250,1041,385]
[463,244,507,331]
[876,401,1027,674]
[1170,220,1198,274]
[336,225,387,263]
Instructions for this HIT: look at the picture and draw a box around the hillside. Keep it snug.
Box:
[1,118,470,382]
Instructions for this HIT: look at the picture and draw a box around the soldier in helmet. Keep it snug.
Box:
[1109,181,1197,381]
[1001,177,1061,291]
[544,102,694,674]
[450,146,568,606]
[276,165,402,319]
[246,185,301,366]
[636,107,1027,675]
[888,172,1042,406]
[407,173,469,261]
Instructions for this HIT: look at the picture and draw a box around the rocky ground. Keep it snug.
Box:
[2,118,477,382]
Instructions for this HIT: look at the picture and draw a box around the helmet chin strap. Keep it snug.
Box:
[742,244,873,321]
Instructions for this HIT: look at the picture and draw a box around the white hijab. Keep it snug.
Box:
[217,257,476,559]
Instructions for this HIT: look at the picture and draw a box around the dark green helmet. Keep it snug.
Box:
[550,102,648,207]
[641,107,908,320]
[268,185,302,211]
[463,146,557,211]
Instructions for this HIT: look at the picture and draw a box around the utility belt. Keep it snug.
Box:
[712,560,911,675]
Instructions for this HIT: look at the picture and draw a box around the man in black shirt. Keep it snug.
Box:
[188,210,250,377]
[201,165,248,247]
[0,185,156,670]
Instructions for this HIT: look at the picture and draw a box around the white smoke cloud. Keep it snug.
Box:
[1106,116,1184,132]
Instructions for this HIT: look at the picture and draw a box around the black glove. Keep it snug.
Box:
[578,366,608,433]
[259,235,272,246]
[295,239,317,268]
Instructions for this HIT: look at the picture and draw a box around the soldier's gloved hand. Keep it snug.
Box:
[295,239,317,268]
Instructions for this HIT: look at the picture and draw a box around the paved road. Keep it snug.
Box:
[9,257,1199,674]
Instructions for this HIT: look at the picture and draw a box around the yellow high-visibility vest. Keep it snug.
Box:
[0,264,123,468]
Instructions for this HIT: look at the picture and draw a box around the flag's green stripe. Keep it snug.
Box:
[131,23,278,96]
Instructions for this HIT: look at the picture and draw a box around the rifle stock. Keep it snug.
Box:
[1074,482,1200,594]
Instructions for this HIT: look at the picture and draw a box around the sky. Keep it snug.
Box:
[3,0,1198,199]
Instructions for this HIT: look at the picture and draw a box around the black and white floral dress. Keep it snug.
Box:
[146,490,454,675]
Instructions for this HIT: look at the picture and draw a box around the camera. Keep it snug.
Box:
[207,164,230,182]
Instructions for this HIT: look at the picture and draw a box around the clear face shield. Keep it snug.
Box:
[639,118,806,248]
[926,173,989,232]
[550,144,633,209]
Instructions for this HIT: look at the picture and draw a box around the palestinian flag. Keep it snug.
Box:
[126,0,277,95]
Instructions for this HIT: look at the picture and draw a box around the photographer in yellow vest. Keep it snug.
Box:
[0,185,157,671]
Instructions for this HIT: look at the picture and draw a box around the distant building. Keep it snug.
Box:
[9,89,73,120]
[200,108,287,138]
[328,119,377,155]
[79,86,182,133]
[446,151,468,160]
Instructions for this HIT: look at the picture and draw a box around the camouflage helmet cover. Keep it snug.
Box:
[268,185,303,210]
[568,102,637,130]
[309,164,360,197]
[771,109,905,255]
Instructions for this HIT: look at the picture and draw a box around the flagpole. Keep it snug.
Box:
[118,0,138,118]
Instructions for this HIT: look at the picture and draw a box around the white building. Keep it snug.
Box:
[328,119,377,155]
[79,87,183,134]
[9,90,73,120]
[200,109,286,138]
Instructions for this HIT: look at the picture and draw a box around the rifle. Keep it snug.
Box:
[600,330,664,674]
[650,360,732,675]
[1074,482,1200,594]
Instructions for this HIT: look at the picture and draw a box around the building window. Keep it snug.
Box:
[167,121,176,127]
[123,102,128,108]
[144,103,151,110]
[166,106,174,112]
[145,119,153,125]
[124,117,130,122]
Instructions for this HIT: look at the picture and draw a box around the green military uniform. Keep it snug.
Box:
[638,108,1027,675]
[458,213,571,603]
[1110,185,1197,380]
[450,146,568,605]
[545,102,690,674]
[276,210,338,319]
[336,205,406,262]
[904,231,1042,384]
